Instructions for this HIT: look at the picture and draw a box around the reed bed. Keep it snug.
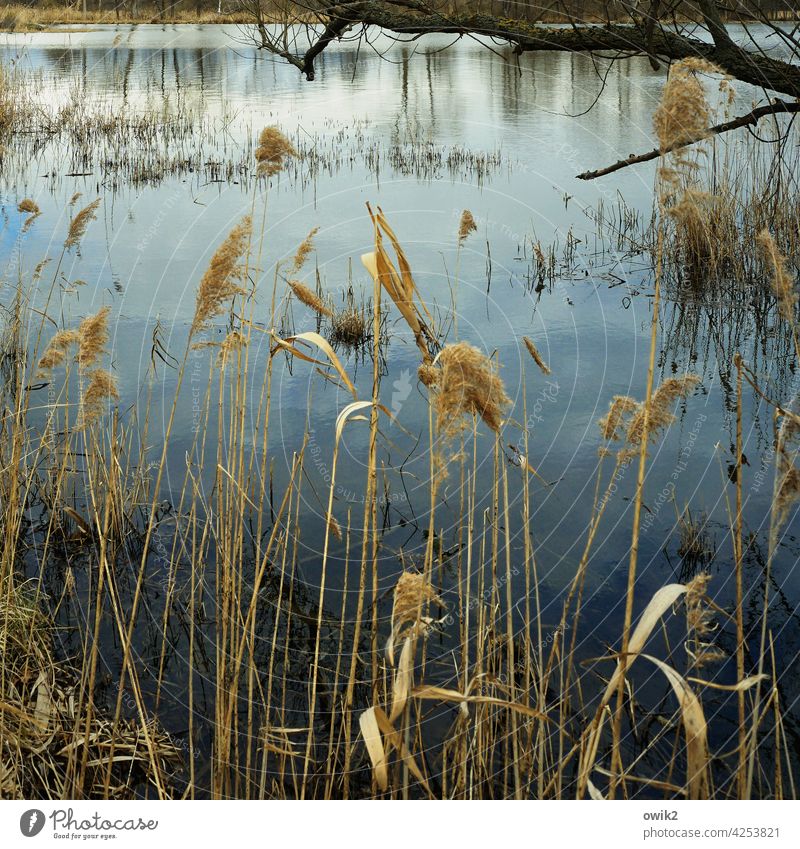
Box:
[1,75,799,804]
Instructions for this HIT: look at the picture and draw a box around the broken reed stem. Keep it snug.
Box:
[734,353,747,798]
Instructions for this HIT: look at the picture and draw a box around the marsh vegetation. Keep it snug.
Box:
[1,22,799,801]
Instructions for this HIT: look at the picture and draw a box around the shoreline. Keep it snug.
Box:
[2,9,797,36]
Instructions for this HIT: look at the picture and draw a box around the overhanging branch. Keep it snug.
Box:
[576,99,800,180]
[254,2,800,99]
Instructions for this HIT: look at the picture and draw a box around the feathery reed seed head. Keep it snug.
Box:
[191,217,252,336]
[291,227,319,274]
[522,336,551,375]
[37,330,79,373]
[457,210,477,246]
[653,59,720,152]
[255,126,297,177]
[17,199,39,215]
[288,279,332,317]
[434,342,510,439]
[77,306,111,368]
[598,395,639,442]
[758,230,796,323]
[80,368,119,426]
[65,198,101,249]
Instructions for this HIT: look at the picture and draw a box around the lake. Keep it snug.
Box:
[2,22,797,798]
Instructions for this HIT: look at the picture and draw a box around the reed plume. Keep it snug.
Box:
[255,126,297,177]
[65,198,101,249]
[522,336,551,375]
[621,375,700,460]
[37,329,79,373]
[80,368,120,426]
[290,227,319,274]
[773,414,800,532]
[77,306,111,368]
[17,199,39,215]
[434,342,510,439]
[288,280,332,317]
[218,330,247,363]
[758,230,796,323]
[390,571,442,648]
[417,363,440,388]
[598,395,639,442]
[684,572,725,669]
[191,217,252,336]
[653,58,720,152]
[457,210,477,246]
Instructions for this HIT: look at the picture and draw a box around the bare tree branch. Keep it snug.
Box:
[576,98,800,180]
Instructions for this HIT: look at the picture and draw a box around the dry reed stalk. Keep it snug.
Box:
[733,353,747,797]
[522,336,551,375]
[288,279,332,317]
[757,230,800,361]
[255,126,297,177]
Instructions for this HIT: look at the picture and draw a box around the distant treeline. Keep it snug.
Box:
[5,0,799,24]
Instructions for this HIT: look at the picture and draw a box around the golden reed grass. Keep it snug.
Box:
[288,280,332,317]
[255,126,297,177]
[522,336,551,375]
[290,227,319,273]
[37,329,79,373]
[17,198,39,215]
[77,306,110,368]
[64,198,101,249]
[432,342,510,440]
[191,217,252,335]
[457,209,477,246]
[81,368,119,426]
[758,230,796,323]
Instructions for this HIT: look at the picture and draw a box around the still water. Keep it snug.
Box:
[2,24,798,788]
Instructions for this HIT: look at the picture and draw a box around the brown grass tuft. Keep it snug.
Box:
[255,126,297,177]
[330,307,367,347]
[434,342,510,439]
[191,217,252,336]
[522,336,551,375]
